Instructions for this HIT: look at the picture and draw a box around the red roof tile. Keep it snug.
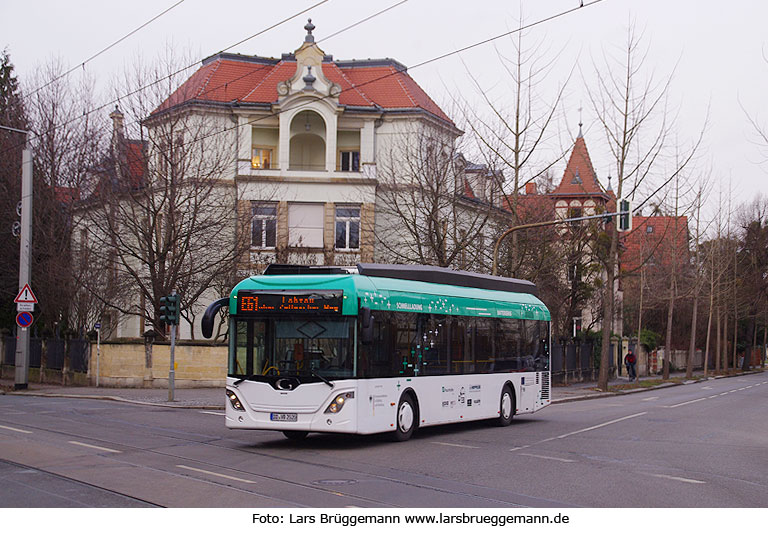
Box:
[621,215,689,274]
[155,56,452,124]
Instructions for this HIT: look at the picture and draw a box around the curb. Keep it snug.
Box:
[5,391,224,410]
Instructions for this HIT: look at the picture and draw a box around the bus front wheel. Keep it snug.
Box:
[496,385,515,426]
[393,393,417,441]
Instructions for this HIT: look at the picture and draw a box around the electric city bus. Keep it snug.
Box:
[202,263,551,441]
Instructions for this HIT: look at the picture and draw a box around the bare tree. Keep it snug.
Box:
[375,124,495,270]
[17,57,105,335]
[586,25,701,390]
[78,49,252,339]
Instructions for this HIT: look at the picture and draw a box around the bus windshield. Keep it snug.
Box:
[232,317,355,380]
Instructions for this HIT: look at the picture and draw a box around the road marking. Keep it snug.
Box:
[431,441,480,449]
[509,445,531,451]
[665,397,707,408]
[719,392,729,396]
[556,412,647,439]
[199,411,225,416]
[649,473,706,484]
[177,465,256,484]
[68,441,121,453]
[708,395,719,399]
[641,396,659,401]
[701,386,712,390]
[0,424,32,434]
[519,453,575,463]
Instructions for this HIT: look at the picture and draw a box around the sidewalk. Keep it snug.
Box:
[552,368,765,403]
[1,369,764,409]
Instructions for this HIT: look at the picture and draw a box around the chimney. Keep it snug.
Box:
[109,105,124,138]
[525,182,537,195]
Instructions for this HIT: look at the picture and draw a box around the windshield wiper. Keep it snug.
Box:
[233,374,260,386]
[310,370,334,388]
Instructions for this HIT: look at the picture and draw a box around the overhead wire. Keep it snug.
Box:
[2,0,330,157]
[24,0,188,100]
[153,0,609,156]
[6,0,609,169]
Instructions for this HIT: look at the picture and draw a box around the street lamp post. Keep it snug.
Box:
[1,125,33,390]
[491,210,630,277]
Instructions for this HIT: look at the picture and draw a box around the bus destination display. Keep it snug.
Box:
[237,291,342,315]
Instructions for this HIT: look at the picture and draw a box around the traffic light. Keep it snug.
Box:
[618,198,632,232]
[160,294,180,325]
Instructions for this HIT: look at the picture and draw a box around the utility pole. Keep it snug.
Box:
[1,125,33,390]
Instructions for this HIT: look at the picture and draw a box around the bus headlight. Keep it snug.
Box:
[324,391,354,414]
[226,389,245,411]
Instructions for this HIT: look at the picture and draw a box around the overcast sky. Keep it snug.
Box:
[2,0,767,223]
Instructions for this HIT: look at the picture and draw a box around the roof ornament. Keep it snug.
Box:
[304,18,315,43]
[606,175,613,192]
[303,65,316,91]
[577,103,583,138]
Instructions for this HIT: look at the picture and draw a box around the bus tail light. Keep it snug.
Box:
[226,389,245,411]
[324,392,354,414]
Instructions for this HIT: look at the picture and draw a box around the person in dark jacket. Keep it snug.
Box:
[624,349,637,381]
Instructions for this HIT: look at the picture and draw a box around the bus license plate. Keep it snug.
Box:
[270,413,297,422]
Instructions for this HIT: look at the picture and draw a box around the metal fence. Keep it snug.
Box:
[2,336,89,374]
[551,341,616,384]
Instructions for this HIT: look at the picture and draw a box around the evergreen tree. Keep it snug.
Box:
[0,48,28,332]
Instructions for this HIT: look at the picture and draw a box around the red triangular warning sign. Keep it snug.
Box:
[14,283,38,303]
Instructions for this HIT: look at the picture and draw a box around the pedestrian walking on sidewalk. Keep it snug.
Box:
[624,349,637,381]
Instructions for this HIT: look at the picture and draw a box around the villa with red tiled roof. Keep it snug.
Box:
[77,19,485,341]
[145,18,462,276]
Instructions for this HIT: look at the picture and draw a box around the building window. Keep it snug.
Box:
[568,207,582,227]
[288,203,324,248]
[646,225,654,234]
[335,205,360,250]
[251,147,273,169]
[251,202,277,248]
[339,150,360,172]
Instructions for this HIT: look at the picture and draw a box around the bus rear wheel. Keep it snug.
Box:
[393,393,417,441]
[283,430,309,440]
[495,385,515,426]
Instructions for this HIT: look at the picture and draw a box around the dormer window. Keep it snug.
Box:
[571,170,582,184]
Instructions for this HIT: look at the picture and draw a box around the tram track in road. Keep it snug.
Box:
[2,373,765,507]
[0,457,160,507]
[0,401,569,507]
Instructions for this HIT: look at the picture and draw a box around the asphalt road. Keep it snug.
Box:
[0,373,766,508]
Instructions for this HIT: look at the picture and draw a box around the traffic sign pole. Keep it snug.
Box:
[15,146,33,390]
[95,322,101,388]
[169,291,177,402]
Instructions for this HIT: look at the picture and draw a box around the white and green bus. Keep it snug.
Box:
[202,263,551,441]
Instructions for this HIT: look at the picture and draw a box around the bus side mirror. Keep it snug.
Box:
[202,297,229,339]
[360,306,374,345]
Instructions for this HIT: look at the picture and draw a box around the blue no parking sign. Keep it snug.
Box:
[16,311,33,328]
